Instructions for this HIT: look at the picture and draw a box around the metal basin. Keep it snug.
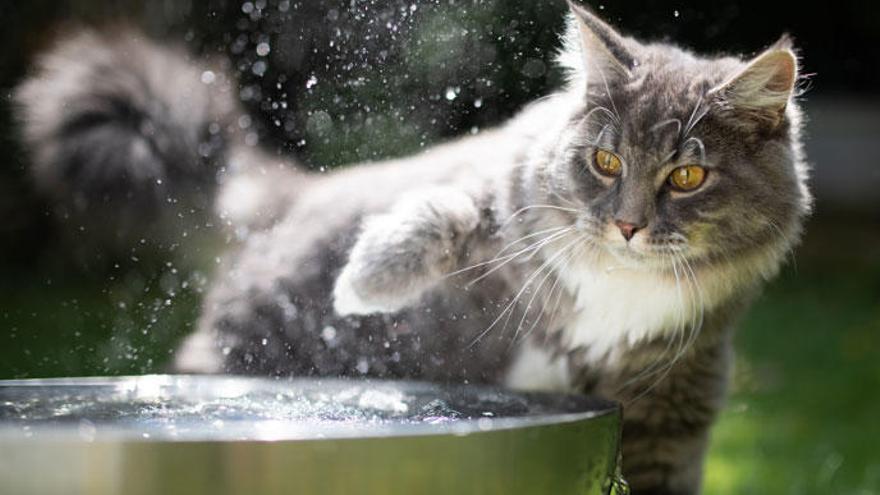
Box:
[0,375,621,495]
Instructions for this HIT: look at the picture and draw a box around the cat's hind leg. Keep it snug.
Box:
[333,187,492,316]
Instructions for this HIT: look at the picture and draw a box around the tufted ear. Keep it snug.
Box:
[566,0,636,79]
[709,44,798,130]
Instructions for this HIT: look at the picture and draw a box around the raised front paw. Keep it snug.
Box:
[332,247,408,316]
[332,187,485,316]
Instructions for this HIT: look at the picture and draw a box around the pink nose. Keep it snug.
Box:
[615,221,641,241]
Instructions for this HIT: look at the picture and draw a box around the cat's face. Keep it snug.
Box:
[550,4,810,272]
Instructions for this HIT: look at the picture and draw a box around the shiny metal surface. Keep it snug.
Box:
[0,375,620,495]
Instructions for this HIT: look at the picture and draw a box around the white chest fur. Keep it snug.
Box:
[505,245,784,391]
[555,258,705,363]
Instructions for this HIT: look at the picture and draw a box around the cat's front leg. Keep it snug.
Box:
[333,187,491,316]
[604,331,733,495]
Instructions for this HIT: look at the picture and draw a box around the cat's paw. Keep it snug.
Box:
[332,187,485,317]
[332,261,404,316]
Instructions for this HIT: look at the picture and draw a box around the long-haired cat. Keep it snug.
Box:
[15,1,811,493]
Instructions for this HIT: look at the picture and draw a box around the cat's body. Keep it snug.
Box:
[15,3,811,493]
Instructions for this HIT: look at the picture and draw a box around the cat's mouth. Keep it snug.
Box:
[601,236,692,272]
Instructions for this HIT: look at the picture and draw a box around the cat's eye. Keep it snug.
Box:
[593,149,622,177]
[668,165,707,192]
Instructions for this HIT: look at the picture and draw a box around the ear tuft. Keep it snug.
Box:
[710,47,798,129]
[770,33,795,51]
[566,0,636,79]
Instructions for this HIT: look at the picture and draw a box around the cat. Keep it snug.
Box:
[15,2,811,493]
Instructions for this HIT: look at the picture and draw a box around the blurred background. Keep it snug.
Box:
[0,1,877,493]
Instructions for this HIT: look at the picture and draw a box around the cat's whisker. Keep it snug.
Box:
[580,124,613,150]
[623,248,708,402]
[650,118,682,135]
[500,204,579,228]
[548,188,581,209]
[589,59,623,125]
[510,237,581,346]
[463,227,574,287]
[665,252,705,372]
[469,235,580,347]
[499,236,582,338]
[495,225,571,257]
[582,105,619,128]
[621,249,687,389]
[514,236,585,348]
[682,95,710,138]
[762,216,798,272]
[683,136,707,163]
[442,226,572,281]
[510,254,563,344]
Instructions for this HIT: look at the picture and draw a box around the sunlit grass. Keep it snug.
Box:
[705,227,880,495]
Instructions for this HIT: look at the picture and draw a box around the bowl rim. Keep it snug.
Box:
[0,374,620,443]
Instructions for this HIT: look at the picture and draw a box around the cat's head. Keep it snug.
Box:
[546,1,811,275]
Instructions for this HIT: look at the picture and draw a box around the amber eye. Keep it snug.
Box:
[668,165,707,192]
[593,149,622,177]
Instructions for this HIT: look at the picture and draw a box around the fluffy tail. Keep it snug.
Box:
[14,28,249,253]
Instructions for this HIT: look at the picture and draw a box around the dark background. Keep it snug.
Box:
[1,1,878,493]
[1,1,878,267]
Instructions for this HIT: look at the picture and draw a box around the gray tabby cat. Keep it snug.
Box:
[16,2,811,493]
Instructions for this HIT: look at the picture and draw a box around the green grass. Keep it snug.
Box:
[705,219,880,495]
[1,215,877,494]
[0,265,203,378]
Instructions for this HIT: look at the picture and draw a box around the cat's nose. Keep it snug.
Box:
[614,220,643,241]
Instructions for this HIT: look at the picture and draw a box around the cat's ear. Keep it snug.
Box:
[709,43,798,130]
[566,1,636,79]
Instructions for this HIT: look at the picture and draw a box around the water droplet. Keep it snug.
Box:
[321,326,337,342]
[673,9,680,18]
[356,358,369,374]
[306,75,318,89]
[200,70,216,84]
[251,60,267,76]
[256,42,270,57]
[444,87,458,101]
